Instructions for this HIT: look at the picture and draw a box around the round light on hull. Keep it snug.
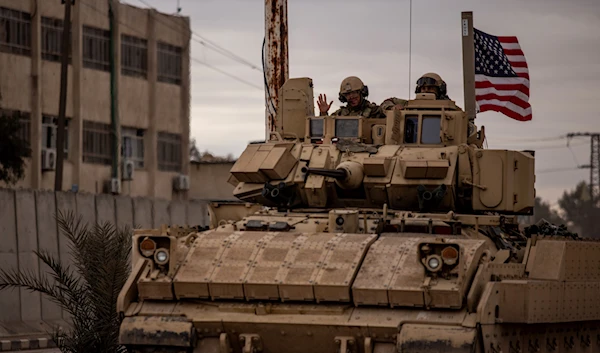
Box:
[425,255,443,272]
[441,246,459,265]
[154,248,169,265]
[139,237,156,257]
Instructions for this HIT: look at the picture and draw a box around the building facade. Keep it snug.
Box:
[0,0,191,200]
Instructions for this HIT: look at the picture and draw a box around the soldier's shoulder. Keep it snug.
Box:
[331,107,347,116]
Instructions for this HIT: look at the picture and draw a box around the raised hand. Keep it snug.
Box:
[317,94,333,114]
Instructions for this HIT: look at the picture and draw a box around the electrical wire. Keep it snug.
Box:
[135,0,261,72]
[79,0,262,91]
[537,167,584,174]
[262,38,277,116]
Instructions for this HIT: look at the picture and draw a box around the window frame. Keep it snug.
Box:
[157,41,182,85]
[121,34,148,79]
[157,131,182,172]
[82,120,112,165]
[41,16,72,63]
[82,25,110,72]
[121,126,145,169]
[0,6,31,56]
[42,115,69,156]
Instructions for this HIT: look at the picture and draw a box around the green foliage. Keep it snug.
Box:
[557,181,600,237]
[533,197,566,225]
[0,111,32,184]
[0,211,132,353]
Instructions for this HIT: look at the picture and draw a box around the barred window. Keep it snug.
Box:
[42,115,69,156]
[83,120,111,165]
[122,127,144,169]
[1,109,30,147]
[41,17,71,63]
[0,6,31,56]
[121,34,147,78]
[157,132,181,172]
[83,25,110,71]
[157,42,182,85]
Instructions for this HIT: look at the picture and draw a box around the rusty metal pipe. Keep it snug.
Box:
[264,0,289,138]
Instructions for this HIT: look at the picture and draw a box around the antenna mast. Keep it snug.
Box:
[408,0,412,99]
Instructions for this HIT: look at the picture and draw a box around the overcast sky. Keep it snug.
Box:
[124,0,600,206]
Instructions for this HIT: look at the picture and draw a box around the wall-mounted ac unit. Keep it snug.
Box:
[42,148,57,171]
[173,174,190,191]
[122,159,135,181]
[110,178,121,194]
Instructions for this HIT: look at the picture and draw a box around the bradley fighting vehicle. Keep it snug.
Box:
[117,78,597,353]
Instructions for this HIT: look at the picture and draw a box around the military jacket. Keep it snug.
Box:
[320,99,386,119]
[380,97,409,111]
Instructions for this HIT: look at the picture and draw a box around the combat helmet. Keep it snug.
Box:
[339,76,369,103]
[415,72,448,99]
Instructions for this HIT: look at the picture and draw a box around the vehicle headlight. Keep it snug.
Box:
[139,237,156,257]
[425,255,443,272]
[154,248,170,265]
[441,246,459,265]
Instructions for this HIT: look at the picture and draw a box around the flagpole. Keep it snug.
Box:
[461,11,476,123]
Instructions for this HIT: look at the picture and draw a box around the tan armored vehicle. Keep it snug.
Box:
[117,78,592,353]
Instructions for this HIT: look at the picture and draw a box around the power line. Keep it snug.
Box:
[537,167,582,174]
[191,57,262,90]
[492,135,567,143]
[79,0,261,90]
[134,0,261,72]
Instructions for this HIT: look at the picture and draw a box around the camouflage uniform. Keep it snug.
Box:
[380,97,409,111]
[321,99,386,118]
[320,76,386,119]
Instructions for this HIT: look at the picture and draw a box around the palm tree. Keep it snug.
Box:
[0,211,132,353]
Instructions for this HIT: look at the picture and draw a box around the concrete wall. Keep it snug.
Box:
[0,188,209,325]
[189,162,237,200]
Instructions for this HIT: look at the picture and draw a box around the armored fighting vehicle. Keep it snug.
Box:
[117,78,595,353]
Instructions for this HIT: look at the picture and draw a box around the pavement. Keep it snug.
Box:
[0,321,65,352]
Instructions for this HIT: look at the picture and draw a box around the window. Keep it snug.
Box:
[83,120,111,164]
[335,119,359,138]
[41,17,71,63]
[0,6,31,56]
[421,115,442,144]
[83,25,110,71]
[157,42,182,85]
[1,109,30,146]
[122,127,144,168]
[404,115,418,143]
[42,115,69,156]
[157,132,181,172]
[121,34,147,78]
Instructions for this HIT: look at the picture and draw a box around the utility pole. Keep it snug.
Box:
[567,132,600,200]
[55,0,73,191]
[461,11,476,123]
[264,0,289,139]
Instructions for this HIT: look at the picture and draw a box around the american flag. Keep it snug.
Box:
[474,28,531,121]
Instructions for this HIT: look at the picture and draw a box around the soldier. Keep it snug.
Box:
[380,72,450,111]
[317,76,386,118]
[414,72,450,100]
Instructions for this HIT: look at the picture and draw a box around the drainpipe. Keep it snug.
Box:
[108,0,120,180]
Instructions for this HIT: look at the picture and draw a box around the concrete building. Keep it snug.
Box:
[0,0,191,200]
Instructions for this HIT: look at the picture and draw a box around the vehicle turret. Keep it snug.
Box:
[228,77,535,215]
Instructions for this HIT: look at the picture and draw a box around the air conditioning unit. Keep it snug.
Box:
[173,174,190,191]
[122,159,135,180]
[41,148,57,171]
[110,178,121,194]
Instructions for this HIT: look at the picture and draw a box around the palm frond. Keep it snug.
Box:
[0,210,134,353]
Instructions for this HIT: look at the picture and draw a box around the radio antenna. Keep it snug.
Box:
[408,0,412,99]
